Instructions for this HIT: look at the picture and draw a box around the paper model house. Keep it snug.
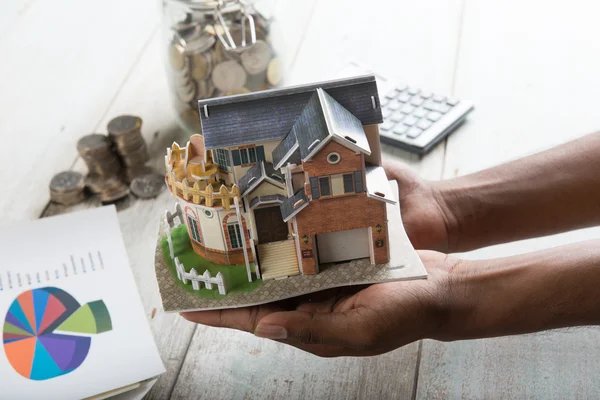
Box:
[165,75,395,280]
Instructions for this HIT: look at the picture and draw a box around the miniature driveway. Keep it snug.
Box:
[3,1,600,398]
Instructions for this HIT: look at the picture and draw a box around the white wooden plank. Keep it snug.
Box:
[287,0,463,179]
[418,1,600,398]
[0,0,158,221]
[171,1,463,398]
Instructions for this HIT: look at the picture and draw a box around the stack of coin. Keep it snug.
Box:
[98,176,130,203]
[77,134,122,192]
[130,173,166,199]
[49,171,86,205]
[166,8,281,134]
[107,115,150,182]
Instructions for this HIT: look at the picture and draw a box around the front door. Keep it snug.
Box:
[254,206,289,243]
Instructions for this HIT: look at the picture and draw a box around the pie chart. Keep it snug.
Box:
[2,287,112,381]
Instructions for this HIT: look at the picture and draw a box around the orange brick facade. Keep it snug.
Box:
[295,140,389,274]
[190,239,253,265]
[295,194,388,274]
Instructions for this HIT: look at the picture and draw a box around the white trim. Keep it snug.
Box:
[274,141,299,170]
[317,88,334,134]
[302,135,333,163]
[331,135,371,155]
[282,201,309,223]
[367,193,397,204]
[234,197,252,282]
[368,226,375,264]
[292,217,303,274]
[326,152,341,164]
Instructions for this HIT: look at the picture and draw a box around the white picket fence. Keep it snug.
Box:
[164,203,183,259]
[174,257,227,295]
[164,203,228,295]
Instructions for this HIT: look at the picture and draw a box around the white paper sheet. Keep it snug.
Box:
[0,207,165,400]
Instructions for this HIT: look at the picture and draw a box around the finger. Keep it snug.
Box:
[254,309,375,349]
[181,303,283,332]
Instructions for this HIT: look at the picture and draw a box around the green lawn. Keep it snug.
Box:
[161,224,262,298]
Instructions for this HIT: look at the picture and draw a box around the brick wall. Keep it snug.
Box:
[295,193,388,274]
[190,240,254,265]
[302,140,363,178]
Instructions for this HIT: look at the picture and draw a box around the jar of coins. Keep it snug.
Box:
[162,0,284,134]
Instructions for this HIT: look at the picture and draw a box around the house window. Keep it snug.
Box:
[187,215,201,243]
[327,152,341,164]
[227,223,243,249]
[213,149,229,170]
[232,146,265,166]
[319,177,331,196]
[343,173,354,193]
[204,209,214,218]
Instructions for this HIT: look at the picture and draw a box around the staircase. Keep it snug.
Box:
[258,240,300,280]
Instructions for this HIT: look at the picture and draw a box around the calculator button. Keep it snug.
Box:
[446,98,460,106]
[417,119,432,130]
[407,126,423,138]
[435,103,451,114]
[400,104,415,114]
[420,91,432,99]
[413,107,427,118]
[385,91,398,99]
[382,108,392,119]
[423,100,436,110]
[393,124,408,135]
[380,120,395,131]
[402,115,419,126]
[380,97,389,107]
[407,87,420,95]
[395,84,408,92]
[388,100,402,111]
[426,111,442,122]
[410,97,424,106]
[397,93,411,103]
[432,94,445,102]
[390,112,405,123]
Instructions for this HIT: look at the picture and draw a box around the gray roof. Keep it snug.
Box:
[237,161,285,196]
[250,194,286,209]
[280,190,309,223]
[198,75,382,149]
[273,89,371,169]
[365,166,397,204]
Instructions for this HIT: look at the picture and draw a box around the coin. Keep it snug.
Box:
[99,177,130,203]
[176,79,197,103]
[169,42,186,71]
[240,40,271,75]
[267,57,282,86]
[49,171,86,205]
[190,51,212,80]
[211,60,247,92]
[224,87,250,96]
[107,115,142,136]
[185,33,216,55]
[130,173,166,199]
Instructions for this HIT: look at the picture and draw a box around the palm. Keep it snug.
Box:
[182,251,456,357]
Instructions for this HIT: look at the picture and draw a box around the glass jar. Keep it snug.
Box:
[161,0,284,134]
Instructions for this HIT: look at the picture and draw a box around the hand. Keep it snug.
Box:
[383,161,455,252]
[181,251,462,357]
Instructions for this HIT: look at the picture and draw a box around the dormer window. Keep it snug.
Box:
[327,152,341,164]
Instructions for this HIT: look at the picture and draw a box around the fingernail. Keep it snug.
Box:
[254,324,287,339]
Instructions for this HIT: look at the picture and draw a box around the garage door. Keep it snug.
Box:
[317,228,370,264]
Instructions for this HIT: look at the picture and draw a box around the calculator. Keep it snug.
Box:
[378,85,474,155]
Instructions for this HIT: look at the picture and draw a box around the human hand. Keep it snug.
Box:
[181,250,463,357]
[383,161,456,252]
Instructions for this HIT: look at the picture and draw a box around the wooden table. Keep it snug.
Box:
[3,1,600,398]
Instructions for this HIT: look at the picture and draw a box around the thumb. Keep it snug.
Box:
[254,310,373,349]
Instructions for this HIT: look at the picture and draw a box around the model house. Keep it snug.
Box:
[165,75,396,280]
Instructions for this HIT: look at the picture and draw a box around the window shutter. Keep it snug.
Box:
[256,145,265,162]
[354,171,364,193]
[310,177,320,199]
[232,150,241,166]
